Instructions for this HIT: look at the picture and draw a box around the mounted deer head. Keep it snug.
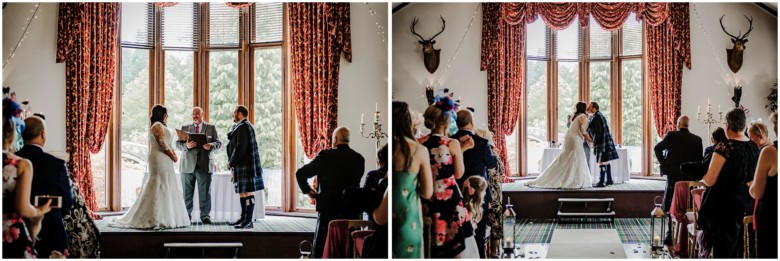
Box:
[411,16,446,74]
[720,14,754,73]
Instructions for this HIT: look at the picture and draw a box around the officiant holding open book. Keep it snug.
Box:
[175,107,222,224]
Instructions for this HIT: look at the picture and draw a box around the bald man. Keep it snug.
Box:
[296,127,365,258]
[176,107,221,224]
[17,116,74,257]
[653,115,703,244]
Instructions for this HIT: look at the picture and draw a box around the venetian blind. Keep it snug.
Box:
[621,13,642,56]
[121,3,155,48]
[526,19,550,59]
[556,18,581,60]
[162,2,199,49]
[253,3,284,43]
[207,3,240,48]
[589,17,612,60]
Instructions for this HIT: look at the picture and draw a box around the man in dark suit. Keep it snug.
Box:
[654,115,703,244]
[450,109,497,258]
[16,116,74,257]
[296,127,365,258]
[175,107,222,224]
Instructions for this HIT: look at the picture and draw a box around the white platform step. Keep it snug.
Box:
[558,198,614,202]
[558,211,615,216]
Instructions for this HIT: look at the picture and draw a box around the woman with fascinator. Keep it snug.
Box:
[418,95,480,258]
[3,95,53,258]
[526,102,594,189]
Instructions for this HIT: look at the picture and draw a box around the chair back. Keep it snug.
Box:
[346,220,373,258]
[688,181,705,227]
[351,230,375,258]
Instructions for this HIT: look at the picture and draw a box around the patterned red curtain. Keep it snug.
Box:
[482,3,524,180]
[647,3,691,138]
[481,2,689,179]
[56,3,120,214]
[288,3,352,159]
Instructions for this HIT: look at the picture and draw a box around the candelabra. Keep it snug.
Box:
[697,99,722,135]
[360,107,387,153]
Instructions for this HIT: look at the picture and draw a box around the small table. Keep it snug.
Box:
[541,148,630,184]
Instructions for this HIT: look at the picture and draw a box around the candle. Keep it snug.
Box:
[504,236,513,248]
[375,102,378,112]
[707,98,710,105]
[698,106,700,114]
[719,104,721,113]
[653,235,660,246]
[361,113,364,124]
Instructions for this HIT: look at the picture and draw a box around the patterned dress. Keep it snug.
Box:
[392,143,423,258]
[63,183,101,258]
[419,135,473,258]
[486,148,505,241]
[3,152,36,258]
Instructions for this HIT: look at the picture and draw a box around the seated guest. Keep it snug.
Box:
[3,98,52,258]
[363,144,388,192]
[451,109,497,258]
[361,191,388,258]
[296,127,364,258]
[16,116,74,257]
[653,115,702,244]
[344,144,387,223]
[681,127,728,180]
[700,108,759,258]
[749,115,777,258]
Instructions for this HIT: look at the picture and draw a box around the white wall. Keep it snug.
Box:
[2,3,389,173]
[392,2,778,141]
[3,3,67,152]
[339,2,389,172]
[392,3,489,130]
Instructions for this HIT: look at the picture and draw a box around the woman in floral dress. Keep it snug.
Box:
[419,99,476,258]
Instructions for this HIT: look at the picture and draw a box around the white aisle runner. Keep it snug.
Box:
[546,229,627,259]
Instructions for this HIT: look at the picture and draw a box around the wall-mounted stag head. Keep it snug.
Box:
[720,14,754,73]
[411,16,446,74]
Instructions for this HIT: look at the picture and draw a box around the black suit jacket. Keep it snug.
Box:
[451,129,497,205]
[654,128,703,179]
[296,144,365,214]
[16,144,74,255]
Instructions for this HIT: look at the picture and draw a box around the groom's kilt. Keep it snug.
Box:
[233,166,264,193]
[594,143,619,163]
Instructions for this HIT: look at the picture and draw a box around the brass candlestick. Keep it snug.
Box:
[697,100,722,135]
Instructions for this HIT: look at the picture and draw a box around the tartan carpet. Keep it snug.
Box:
[95,215,316,233]
[503,179,665,192]
[512,218,652,244]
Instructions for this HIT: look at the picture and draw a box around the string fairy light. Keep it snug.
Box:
[431,3,480,88]
[3,3,41,69]
[365,2,387,46]
[691,3,737,85]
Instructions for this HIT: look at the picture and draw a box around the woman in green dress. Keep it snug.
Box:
[392,101,433,258]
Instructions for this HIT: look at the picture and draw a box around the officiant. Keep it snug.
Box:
[175,107,222,224]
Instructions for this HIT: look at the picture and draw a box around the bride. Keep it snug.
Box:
[110,105,191,229]
[526,102,594,189]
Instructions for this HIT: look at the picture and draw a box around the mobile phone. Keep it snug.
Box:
[34,195,62,209]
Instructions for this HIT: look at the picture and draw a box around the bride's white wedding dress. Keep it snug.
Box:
[526,114,592,189]
[110,122,191,229]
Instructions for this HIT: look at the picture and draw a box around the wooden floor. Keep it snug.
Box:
[97,216,315,258]
[503,179,665,218]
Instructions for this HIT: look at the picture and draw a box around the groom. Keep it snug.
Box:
[176,107,221,224]
[586,102,619,187]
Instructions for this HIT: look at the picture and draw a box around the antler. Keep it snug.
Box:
[410,17,426,42]
[720,14,741,40]
[429,16,446,41]
[740,15,754,39]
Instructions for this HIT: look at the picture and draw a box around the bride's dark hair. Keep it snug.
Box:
[570,102,587,123]
[150,104,167,126]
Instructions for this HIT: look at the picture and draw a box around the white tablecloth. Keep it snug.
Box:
[174,173,266,222]
[541,148,630,184]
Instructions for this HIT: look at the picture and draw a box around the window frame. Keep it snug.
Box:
[106,3,304,212]
[515,18,654,176]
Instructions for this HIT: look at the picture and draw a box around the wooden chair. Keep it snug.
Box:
[670,181,702,257]
[743,215,757,258]
[686,181,705,258]
[350,230,374,258]
[423,217,432,258]
[346,220,374,258]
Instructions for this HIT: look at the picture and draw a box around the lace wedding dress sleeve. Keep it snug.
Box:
[578,114,589,136]
[151,123,171,152]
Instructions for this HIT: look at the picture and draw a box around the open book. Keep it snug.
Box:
[175,129,208,147]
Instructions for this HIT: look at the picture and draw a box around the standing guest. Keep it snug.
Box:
[363,144,388,193]
[700,108,759,258]
[586,102,619,187]
[653,115,703,244]
[392,101,433,258]
[750,113,777,258]
[16,116,74,257]
[475,129,505,258]
[461,176,488,232]
[226,105,264,229]
[451,109,497,258]
[419,99,476,258]
[176,107,221,224]
[296,127,364,258]
[3,98,52,258]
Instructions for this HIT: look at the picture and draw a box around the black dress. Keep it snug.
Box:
[754,144,777,258]
[699,140,759,258]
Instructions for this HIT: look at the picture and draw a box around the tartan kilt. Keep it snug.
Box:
[594,144,619,162]
[233,165,264,193]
